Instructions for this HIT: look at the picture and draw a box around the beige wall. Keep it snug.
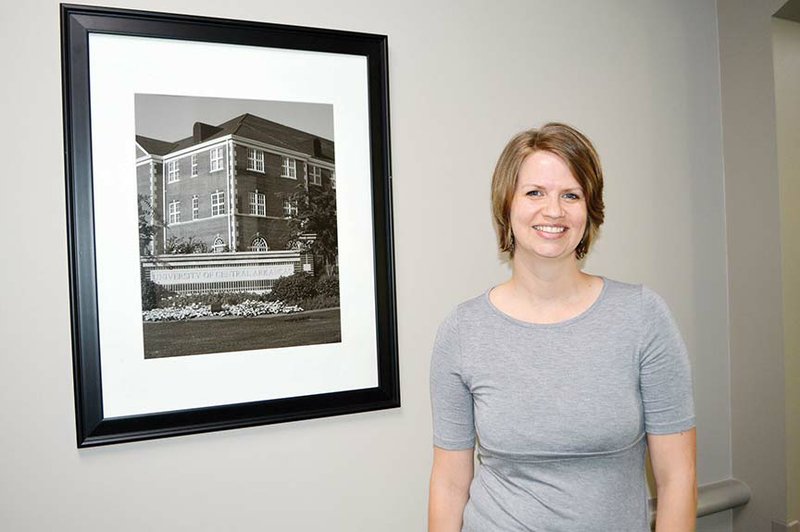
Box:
[717,0,790,530]
[0,0,747,530]
[772,16,800,525]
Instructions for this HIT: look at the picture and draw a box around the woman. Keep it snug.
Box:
[429,123,696,531]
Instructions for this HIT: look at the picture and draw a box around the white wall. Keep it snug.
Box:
[0,1,734,530]
[772,16,800,526]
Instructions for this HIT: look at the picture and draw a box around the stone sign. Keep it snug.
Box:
[150,264,295,286]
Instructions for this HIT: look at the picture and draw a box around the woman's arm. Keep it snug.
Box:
[647,428,697,532]
[428,447,474,532]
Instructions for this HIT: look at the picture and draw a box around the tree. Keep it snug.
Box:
[138,194,161,257]
[286,185,338,276]
[138,195,175,309]
[140,194,209,255]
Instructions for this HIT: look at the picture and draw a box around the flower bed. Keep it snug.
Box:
[225,300,303,317]
[143,300,303,322]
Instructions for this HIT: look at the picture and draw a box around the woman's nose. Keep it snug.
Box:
[543,196,565,218]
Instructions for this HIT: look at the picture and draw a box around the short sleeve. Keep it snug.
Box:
[639,287,696,435]
[430,309,475,450]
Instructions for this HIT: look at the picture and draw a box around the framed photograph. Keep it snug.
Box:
[61,4,397,447]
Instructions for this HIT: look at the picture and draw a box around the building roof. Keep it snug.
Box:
[136,113,335,162]
[136,136,177,156]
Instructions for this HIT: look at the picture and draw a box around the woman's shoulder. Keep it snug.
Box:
[431,291,491,350]
[436,289,494,328]
[598,276,640,296]
[599,276,674,318]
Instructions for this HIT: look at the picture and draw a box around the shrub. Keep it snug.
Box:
[158,291,269,309]
[299,294,340,310]
[164,235,209,254]
[142,273,340,314]
[315,275,340,297]
[269,273,318,304]
[141,278,174,311]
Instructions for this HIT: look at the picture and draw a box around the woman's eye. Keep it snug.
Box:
[563,193,580,200]
[526,190,543,197]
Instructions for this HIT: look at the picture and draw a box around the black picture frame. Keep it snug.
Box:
[61,4,398,447]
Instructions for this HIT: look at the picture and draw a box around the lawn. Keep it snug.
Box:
[143,308,341,358]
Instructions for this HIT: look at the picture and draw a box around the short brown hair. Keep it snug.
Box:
[491,122,605,259]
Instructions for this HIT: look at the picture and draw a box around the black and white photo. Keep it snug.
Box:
[135,95,341,358]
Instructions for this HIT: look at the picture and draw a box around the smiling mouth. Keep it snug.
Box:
[533,225,566,234]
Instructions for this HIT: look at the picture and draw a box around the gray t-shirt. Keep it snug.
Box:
[430,278,695,531]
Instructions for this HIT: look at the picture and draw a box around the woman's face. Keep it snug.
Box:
[509,150,587,264]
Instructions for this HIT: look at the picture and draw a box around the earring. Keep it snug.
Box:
[576,228,589,260]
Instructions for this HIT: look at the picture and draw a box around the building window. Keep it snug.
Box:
[211,190,225,216]
[309,165,322,186]
[212,237,225,253]
[330,171,336,189]
[249,191,266,216]
[167,160,179,183]
[283,199,298,217]
[168,200,180,224]
[281,157,297,179]
[210,146,224,172]
[192,195,199,220]
[251,237,268,251]
[247,148,265,173]
[191,154,198,177]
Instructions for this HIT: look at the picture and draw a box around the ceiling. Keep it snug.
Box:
[775,0,800,23]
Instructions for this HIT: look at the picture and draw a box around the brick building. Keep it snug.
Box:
[136,113,335,255]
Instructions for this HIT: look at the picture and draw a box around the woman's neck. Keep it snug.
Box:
[508,255,588,303]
